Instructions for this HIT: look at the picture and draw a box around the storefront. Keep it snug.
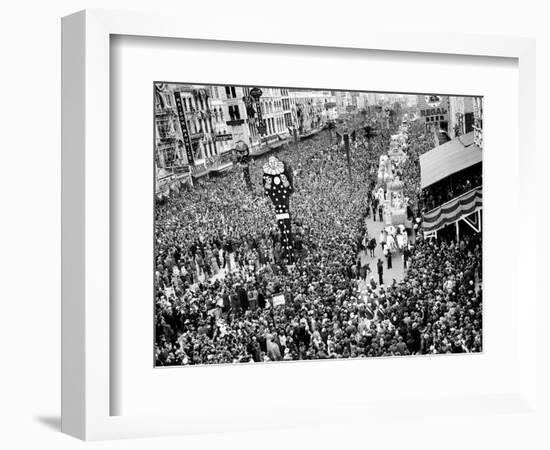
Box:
[155,167,192,201]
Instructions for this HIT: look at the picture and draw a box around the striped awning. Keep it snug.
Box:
[422,187,482,233]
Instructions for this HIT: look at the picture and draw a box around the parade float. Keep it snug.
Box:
[262,156,295,264]
[386,177,407,225]
[388,129,408,164]
[376,126,409,226]
[388,139,407,164]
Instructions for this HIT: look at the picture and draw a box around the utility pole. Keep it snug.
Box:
[344,130,351,180]
[327,120,335,144]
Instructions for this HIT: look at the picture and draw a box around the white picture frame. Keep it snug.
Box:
[61,9,539,441]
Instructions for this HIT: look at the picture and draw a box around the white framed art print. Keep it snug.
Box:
[61,8,542,442]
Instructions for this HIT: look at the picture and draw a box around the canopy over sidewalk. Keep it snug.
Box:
[420,131,482,189]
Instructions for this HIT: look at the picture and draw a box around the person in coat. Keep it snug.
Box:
[266,333,282,361]
[237,285,249,312]
[377,258,384,286]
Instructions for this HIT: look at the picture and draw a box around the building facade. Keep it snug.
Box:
[154,83,193,195]
[161,84,219,174]
[260,88,289,140]
[416,94,450,134]
[155,84,348,190]
[472,96,483,149]
[356,93,369,111]
[448,96,475,139]
[211,85,253,153]
[335,90,353,116]
[290,90,336,133]
[282,88,293,129]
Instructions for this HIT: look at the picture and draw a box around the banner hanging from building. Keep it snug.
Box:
[173,91,194,165]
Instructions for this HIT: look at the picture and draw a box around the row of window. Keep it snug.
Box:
[187,116,214,135]
[283,98,292,110]
[248,115,287,138]
[174,92,208,112]
[156,90,210,114]
[228,105,241,121]
[225,86,238,99]
[209,85,238,100]
[203,140,217,159]
[261,100,287,115]
[284,112,293,127]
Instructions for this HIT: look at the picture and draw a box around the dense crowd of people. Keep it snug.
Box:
[422,170,482,211]
[154,116,483,366]
[397,125,433,215]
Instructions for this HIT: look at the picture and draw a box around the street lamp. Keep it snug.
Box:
[249,87,266,137]
[326,120,335,143]
[234,140,252,191]
[343,127,351,180]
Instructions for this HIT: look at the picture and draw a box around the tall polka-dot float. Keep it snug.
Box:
[262,156,295,264]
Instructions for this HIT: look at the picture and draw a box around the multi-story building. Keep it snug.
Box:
[154,83,192,193]
[172,84,217,163]
[448,96,475,139]
[238,86,290,151]
[318,91,338,123]
[208,85,232,155]
[356,93,369,111]
[290,90,336,133]
[261,88,288,139]
[366,93,381,106]
[155,83,232,182]
[281,88,293,130]
[212,85,253,153]
[472,97,483,150]
[155,84,182,168]
[335,90,353,115]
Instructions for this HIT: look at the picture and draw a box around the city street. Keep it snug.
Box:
[357,215,407,291]
[154,84,484,366]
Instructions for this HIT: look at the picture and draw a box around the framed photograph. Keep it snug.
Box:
[152,82,483,368]
[62,9,539,441]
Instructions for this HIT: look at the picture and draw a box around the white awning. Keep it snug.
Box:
[420,131,482,189]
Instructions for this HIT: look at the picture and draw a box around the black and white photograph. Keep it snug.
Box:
[4,0,547,446]
[154,83,483,366]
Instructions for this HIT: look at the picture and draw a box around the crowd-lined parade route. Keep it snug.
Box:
[154,85,483,365]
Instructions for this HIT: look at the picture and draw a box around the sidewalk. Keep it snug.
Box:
[358,214,408,290]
